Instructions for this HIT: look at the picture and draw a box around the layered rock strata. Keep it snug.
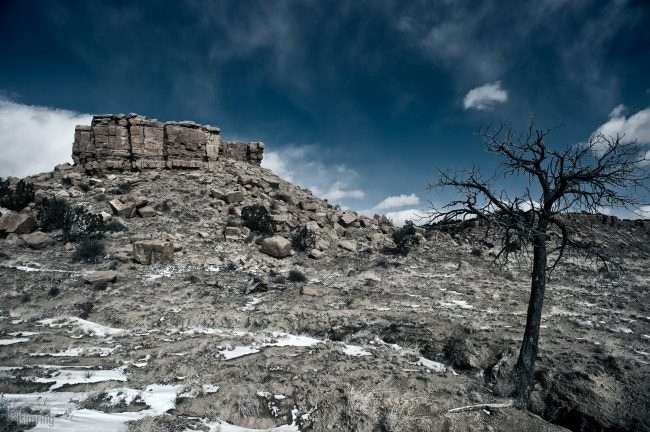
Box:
[72,114,263,172]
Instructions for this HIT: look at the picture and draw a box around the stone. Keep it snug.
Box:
[133,240,174,264]
[301,284,328,297]
[225,191,245,204]
[109,199,135,218]
[83,271,118,285]
[305,221,320,231]
[300,201,320,211]
[308,249,324,259]
[137,206,157,218]
[260,236,293,258]
[210,188,225,199]
[20,231,55,249]
[338,239,357,252]
[224,226,241,238]
[339,212,357,226]
[0,213,37,237]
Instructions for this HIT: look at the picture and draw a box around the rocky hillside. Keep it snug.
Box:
[0,146,649,431]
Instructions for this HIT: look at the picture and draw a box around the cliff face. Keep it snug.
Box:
[72,113,264,172]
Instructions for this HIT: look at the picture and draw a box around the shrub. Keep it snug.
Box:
[20,293,31,303]
[471,247,483,257]
[288,269,307,283]
[75,301,94,319]
[117,181,133,194]
[291,226,316,252]
[104,220,126,232]
[0,178,35,211]
[38,198,105,242]
[241,204,275,235]
[72,239,105,263]
[392,220,420,255]
[48,287,60,298]
[275,192,292,204]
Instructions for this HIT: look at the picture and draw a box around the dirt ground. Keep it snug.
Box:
[1,164,649,431]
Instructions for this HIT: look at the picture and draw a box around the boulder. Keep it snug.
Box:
[300,201,320,211]
[301,284,328,296]
[109,199,135,218]
[83,271,118,285]
[0,213,37,237]
[338,239,357,252]
[137,206,157,218]
[224,226,241,240]
[225,191,245,204]
[260,236,293,258]
[20,231,55,249]
[133,240,174,264]
[339,212,357,226]
[308,249,324,260]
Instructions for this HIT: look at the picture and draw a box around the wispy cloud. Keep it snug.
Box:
[373,193,420,211]
[463,81,508,111]
[261,144,365,205]
[0,97,91,178]
[595,105,650,144]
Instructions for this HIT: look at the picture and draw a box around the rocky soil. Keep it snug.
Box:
[1,160,649,431]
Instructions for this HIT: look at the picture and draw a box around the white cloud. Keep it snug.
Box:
[0,98,91,178]
[463,81,508,111]
[595,105,650,145]
[261,145,365,204]
[373,193,420,211]
[635,205,650,219]
[383,208,426,227]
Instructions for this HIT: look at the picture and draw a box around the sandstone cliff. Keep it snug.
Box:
[72,113,264,172]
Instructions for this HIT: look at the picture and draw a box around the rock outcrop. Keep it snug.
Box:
[72,114,264,172]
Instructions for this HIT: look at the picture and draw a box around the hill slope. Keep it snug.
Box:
[1,158,649,432]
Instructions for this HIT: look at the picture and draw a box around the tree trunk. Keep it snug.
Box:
[514,219,548,408]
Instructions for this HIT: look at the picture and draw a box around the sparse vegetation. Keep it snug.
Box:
[48,287,60,298]
[288,269,307,283]
[72,238,105,263]
[391,220,419,255]
[38,198,105,242]
[241,204,275,235]
[75,301,94,319]
[0,178,34,211]
[291,226,316,251]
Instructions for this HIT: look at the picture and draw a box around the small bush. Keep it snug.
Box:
[48,287,60,298]
[0,178,35,211]
[471,247,483,257]
[72,239,105,263]
[20,293,31,303]
[392,220,420,255]
[275,192,292,204]
[38,198,105,242]
[117,181,133,194]
[288,269,307,283]
[104,220,126,232]
[78,182,91,192]
[291,226,316,252]
[75,301,94,319]
[241,204,275,235]
[227,206,238,216]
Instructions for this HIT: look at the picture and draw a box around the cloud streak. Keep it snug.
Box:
[0,98,91,178]
[261,144,365,205]
[463,81,508,111]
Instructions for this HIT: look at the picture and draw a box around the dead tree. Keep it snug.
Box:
[426,122,648,408]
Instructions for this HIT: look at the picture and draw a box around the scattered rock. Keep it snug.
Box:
[339,212,357,226]
[20,231,55,249]
[137,206,157,218]
[0,212,37,237]
[301,284,328,297]
[338,239,357,252]
[225,191,245,204]
[260,236,293,258]
[133,240,174,264]
[308,249,324,259]
[83,271,118,285]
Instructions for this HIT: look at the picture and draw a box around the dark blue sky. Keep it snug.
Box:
[1,0,649,218]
